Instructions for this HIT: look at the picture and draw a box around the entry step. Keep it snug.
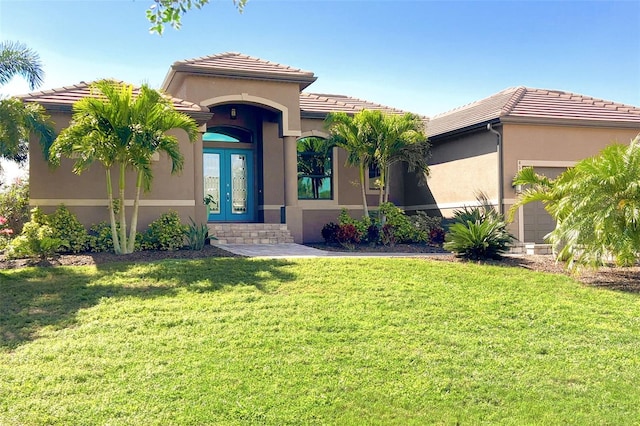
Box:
[207,223,294,244]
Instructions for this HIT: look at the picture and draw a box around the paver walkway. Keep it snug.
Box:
[215,243,450,258]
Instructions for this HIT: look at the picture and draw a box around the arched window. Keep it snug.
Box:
[203,126,252,143]
[297,137,333,200]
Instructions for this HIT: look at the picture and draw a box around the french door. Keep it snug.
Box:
[203,148,254,221]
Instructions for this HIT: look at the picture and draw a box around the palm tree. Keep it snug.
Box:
[0,41,54,168]
[0,41,44,90]
[372,112,430,205]
[510,134,640,268]
[325,111,377,217]
[49,80,199,254]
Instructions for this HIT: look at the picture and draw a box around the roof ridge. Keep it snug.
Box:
[500,86,527,116]
[431,87,520,119]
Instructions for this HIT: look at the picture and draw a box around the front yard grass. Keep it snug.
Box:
[1,257,639,425]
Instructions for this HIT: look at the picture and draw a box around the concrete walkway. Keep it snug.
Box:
[215,243,450,258]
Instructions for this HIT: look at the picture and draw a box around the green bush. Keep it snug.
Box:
[48,205,89,253]
[338,208,370,241]
[379,202,424,243]
[142,211,187,251]
[0,179,29,236]
[321,222,340,244]
[88,222,117,253]
[185,218,209,250]
[444,206,513,260]
[6,208,64,259]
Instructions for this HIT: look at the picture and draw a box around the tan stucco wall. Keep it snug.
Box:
[30,111,205,229]
[414,131,498,216]
[166,74,302,136]
[503,123,640,241]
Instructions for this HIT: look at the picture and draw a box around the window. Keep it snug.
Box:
[203,126,252,143]
[368,162,382,190]
[297,137,333,200]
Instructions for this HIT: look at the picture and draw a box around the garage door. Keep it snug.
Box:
[522,166,567,244]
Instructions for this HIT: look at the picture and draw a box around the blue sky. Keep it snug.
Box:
[1,0,639,118]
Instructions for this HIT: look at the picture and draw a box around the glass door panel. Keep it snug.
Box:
[204,148,254,221]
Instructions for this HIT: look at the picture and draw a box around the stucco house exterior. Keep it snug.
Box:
[19,52,640,245]
[413,87,640,244]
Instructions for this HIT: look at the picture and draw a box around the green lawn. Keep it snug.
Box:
[1,257,639,425]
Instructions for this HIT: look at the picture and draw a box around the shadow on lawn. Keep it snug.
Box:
[0,257,296,351]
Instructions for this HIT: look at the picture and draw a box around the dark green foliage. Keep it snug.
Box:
[142,211,187,251]
[48,205,89,253]
[338,208,370,240]
[444,206,513,260]
[321,222,340,244]
[6,207,64,259]
[379,202,424,243]
[336,224,360,250]
[0,178,29,235]
[185,218,209,251]
[88,222,117,253]
[366,223,380,246]
[409,211,444,245]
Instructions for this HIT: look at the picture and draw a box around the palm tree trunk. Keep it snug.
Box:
[384,165,391,203]
[105,168,121,254]
[378,165,385,207]
[118,163,129,254]
[127,172,143,253]
[359,161,369,218]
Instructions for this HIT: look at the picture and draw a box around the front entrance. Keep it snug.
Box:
[204,148,255,221]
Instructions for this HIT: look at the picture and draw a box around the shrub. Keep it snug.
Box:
[185,218,209,251]
[48,205,89,253]
[0,179,29,235]
[366,223,380,246]
[380,223,397,247]
[444,207,513,260]
[379,202,423,243]
[338,208,369,241]
[410,211,444,244]
[335,224,360,250]
[6,208,64,259]
[142,211,187,251]
[321,222,340,244]
[88,222,116,253]
[429,227,446,245]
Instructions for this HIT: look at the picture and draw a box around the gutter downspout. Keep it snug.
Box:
[487,123,503,215]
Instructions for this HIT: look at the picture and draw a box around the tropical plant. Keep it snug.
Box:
[510,134,640,269]
[443,214,514,260]
[49,80,199,254]
[371,112,430,205]
[445,198,514,260]
[325,111,377,217]
[0,41,55,165]
[0,40,44,89]
[185,217,209,250]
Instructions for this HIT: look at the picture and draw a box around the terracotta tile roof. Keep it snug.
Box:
[17,80,210,116]
[168,52,317,88]
[300,92,423,118]
[428,87,640,137]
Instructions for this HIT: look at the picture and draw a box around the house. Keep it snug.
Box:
[21,52,413,244]
[411,87,640,244]
[20,53,640,245]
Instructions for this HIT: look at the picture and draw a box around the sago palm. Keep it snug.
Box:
[50,80,199,254]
